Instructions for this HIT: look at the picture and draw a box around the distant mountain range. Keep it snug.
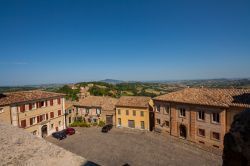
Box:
[99,79,125,84]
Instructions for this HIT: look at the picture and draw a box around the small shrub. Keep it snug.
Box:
[98,120,105,127]
[92,122,98,126]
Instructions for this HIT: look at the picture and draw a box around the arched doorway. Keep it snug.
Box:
[179,124,187,139]
[41,125,48,138]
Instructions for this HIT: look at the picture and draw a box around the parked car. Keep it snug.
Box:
[52,131,67,140]
[65,127,75,135]
[101,124,113,133]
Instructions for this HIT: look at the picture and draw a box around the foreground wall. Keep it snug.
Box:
[0,123,87,166]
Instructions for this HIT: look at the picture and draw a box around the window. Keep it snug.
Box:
[156,119,161,125]
[140,111,144,117]
[30,117,36,125]
[96,108,101,115]
[20,105,26,113]
[51,123,54,129]
[212,113,220,123]
[21,120,26,128]
[57,98,61,105]
[86,108,89,114]
[133,110,136,116]
[69,117,71,124]
[156,105,160,112]
[50,112,54,118]
[32,103,36,110]
[198,129,205,137]
[59,121,61,127]
[117,109,121,115]
[69,109,72,114]
[50,99,53,106]
[179,108,186,117]
[41,114,45,121]
[165,121,170,127]
[198,111,205,121]
[141,121,145,129]
[212,132,220,140]
[118,118,121,126]
[164,106,170,114]
[0,108,4,113]
[126,110,129,115]
[58,110,62,116]
[40,101,45,107]
[46,113,48,120]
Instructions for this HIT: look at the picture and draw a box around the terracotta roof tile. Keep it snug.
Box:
[153,88,250,108]
[74,96,118,110]
[0,90,65,106]
[116,96,151,108]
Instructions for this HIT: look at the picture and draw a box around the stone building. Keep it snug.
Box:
[0,90,66,137]
[74,96,118,125]
[115,96,154,131]
[153,88,250,149]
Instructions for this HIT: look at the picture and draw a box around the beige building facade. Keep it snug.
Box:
[74,96,118,125]
[153,88,250,150]
[0,90,66,137]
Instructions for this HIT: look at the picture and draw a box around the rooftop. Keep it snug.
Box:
[74,96,118,111]
[116,96,151,108]
[0,90,65,106]
[153,88,250,108]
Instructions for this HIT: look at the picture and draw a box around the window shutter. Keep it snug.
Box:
[50,99,53,106]
[30,118,33,125]
[29,104,32,110]
[37,116,40,123]
[20,105,25,113]
[50,112,54,118]
[58,110,61,116]
[58,98,61,105]
[46,113,48,120]
[36,102,39,108]
[40,115,43,122]
[45,100,48,107]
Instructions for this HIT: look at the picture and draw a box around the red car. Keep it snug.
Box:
[65,127,75,135]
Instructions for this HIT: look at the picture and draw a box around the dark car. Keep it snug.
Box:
[101,124,113,133]
[65,127,75,135]
[52,131,67,140]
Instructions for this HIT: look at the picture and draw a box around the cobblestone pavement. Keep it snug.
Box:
[46,127,222,166]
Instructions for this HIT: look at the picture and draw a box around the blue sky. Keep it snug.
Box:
[0,0,250,86]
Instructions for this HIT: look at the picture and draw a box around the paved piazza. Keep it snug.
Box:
[46,127,222,166]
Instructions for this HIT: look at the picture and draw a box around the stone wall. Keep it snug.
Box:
[0,123,88,166]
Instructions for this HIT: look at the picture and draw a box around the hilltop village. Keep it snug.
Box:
[1,85,250,153]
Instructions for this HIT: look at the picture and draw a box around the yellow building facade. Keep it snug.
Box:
[115,96,153,131]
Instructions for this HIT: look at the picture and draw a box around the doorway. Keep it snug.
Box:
[106,115,113,124]
[128,120,135,128]
[41,125,48,138]
[179,124,187,139]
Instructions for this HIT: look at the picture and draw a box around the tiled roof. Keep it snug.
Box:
[65,100,74,109]
[0,90,65,106]
[153,88,250,108]
[116,96,151,108]
[74,96,118,111]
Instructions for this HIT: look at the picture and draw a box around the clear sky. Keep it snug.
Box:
[0,0,250,86]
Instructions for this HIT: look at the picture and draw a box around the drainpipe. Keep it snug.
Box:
[169,103,172,135]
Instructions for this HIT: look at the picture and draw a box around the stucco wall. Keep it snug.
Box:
[116,106,150,130]
[0,105,11,124]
